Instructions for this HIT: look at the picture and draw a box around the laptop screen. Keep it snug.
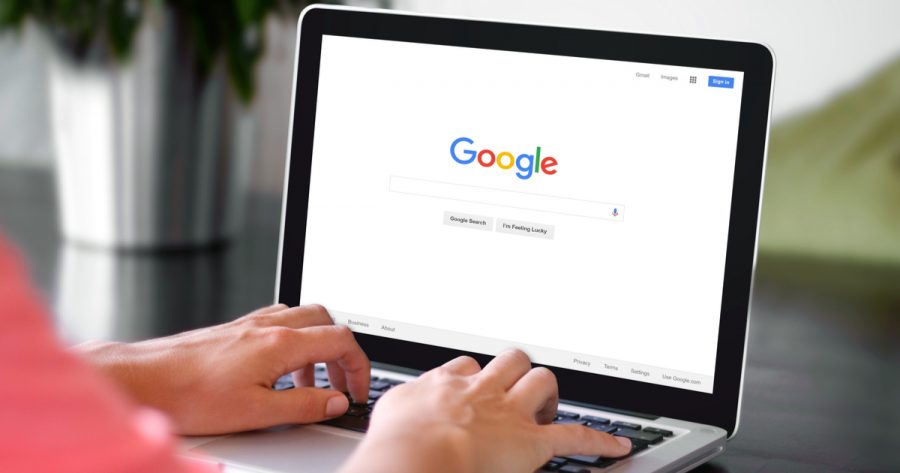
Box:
[298,35,745,394]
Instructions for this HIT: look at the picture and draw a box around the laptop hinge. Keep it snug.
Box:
[560,399,658,420]
[373,362,659,420]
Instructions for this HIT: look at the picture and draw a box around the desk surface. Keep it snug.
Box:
[1,166,897,473]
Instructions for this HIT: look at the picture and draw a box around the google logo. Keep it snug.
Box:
[450,137,558,180]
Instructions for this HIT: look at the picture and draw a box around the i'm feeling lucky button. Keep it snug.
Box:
[496,218,554,240]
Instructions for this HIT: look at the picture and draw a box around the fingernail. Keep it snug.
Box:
[615,436,632,450]
[326,395,349,417]
[501,348,528,359]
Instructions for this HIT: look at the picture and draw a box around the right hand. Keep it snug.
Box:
[340,349,631,473]
[79,304,370,435]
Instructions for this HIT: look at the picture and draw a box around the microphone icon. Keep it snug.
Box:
[612,208,619,217]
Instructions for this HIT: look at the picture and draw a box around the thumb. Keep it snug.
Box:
[261,387,350,425]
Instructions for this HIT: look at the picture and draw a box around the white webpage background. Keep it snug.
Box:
[300,35,743,380]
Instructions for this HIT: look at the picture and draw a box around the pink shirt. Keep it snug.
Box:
[0,234,218,473]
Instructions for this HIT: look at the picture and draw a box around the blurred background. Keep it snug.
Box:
[0,1,897,472]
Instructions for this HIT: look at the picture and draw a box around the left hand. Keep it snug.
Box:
[78,304,370,435]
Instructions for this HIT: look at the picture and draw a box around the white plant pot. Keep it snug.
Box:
[48,6,253,248]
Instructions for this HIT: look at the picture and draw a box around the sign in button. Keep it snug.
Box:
[708,76,734,89]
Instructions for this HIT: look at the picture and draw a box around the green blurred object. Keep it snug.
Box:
[759,57,900,302]
[0,0,314,103]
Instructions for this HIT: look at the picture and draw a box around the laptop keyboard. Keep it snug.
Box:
[273,367,677,471]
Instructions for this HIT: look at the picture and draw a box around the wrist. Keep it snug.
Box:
[77,340,143,402]
[343,424,473,473]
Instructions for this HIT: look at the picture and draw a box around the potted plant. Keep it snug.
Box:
[0,0,313,248]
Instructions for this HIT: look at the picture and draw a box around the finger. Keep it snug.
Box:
[508,367,559,424]
[476,349,532,391]
[326,361,348,394]
[234,304,289,325]
[254,387,350,427]
[252,303,289,315]
[441,356,482,376]
[256,304,334,329]
[541,424,632,459]
[267,325,370,403]
[292,364,315,388]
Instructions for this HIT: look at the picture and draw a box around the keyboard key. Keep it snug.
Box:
[556,410,580,419]
[565,454,612,466]
[550,457,568,465]
[345,403,370,417]
[553,418,586,426]
[643,426,673,437]
[540,460,563,471]
[368,390,384,400]
[323,415,369,433]
[587,423,617,433]
[369,380,391,391]
[559,465,590,473]
[615,428,663,445]
[629,441,649,455]
[273,375,294,391]
[383,378,405,386]
[581,415,609,425]
[611,420,642,430]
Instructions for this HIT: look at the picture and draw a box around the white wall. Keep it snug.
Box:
[397,0,900,120]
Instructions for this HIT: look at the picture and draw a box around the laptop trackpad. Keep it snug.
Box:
[194,424,363,473]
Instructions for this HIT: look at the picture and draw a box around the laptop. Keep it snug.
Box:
[185,5,774,472]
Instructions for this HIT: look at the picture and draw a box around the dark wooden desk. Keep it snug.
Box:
[1,166,897,473]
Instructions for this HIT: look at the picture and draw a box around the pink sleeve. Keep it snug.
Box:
[0,235,219,473]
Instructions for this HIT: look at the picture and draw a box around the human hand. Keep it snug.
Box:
[340,350,631,473]
[78,304,370,435]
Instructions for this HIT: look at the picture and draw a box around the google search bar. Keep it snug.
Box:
[389,176,624,221]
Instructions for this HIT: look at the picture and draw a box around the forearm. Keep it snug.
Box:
[77,341,140,396]
[76,340,174,410]
[72,305,375,436]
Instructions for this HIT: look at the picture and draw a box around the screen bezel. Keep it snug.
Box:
[276,5,774,436]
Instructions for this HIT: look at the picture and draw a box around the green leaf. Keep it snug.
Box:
[3,0,326,102]
[107,0,142,60]
[0,0,27,29]
[235,0,262,25]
